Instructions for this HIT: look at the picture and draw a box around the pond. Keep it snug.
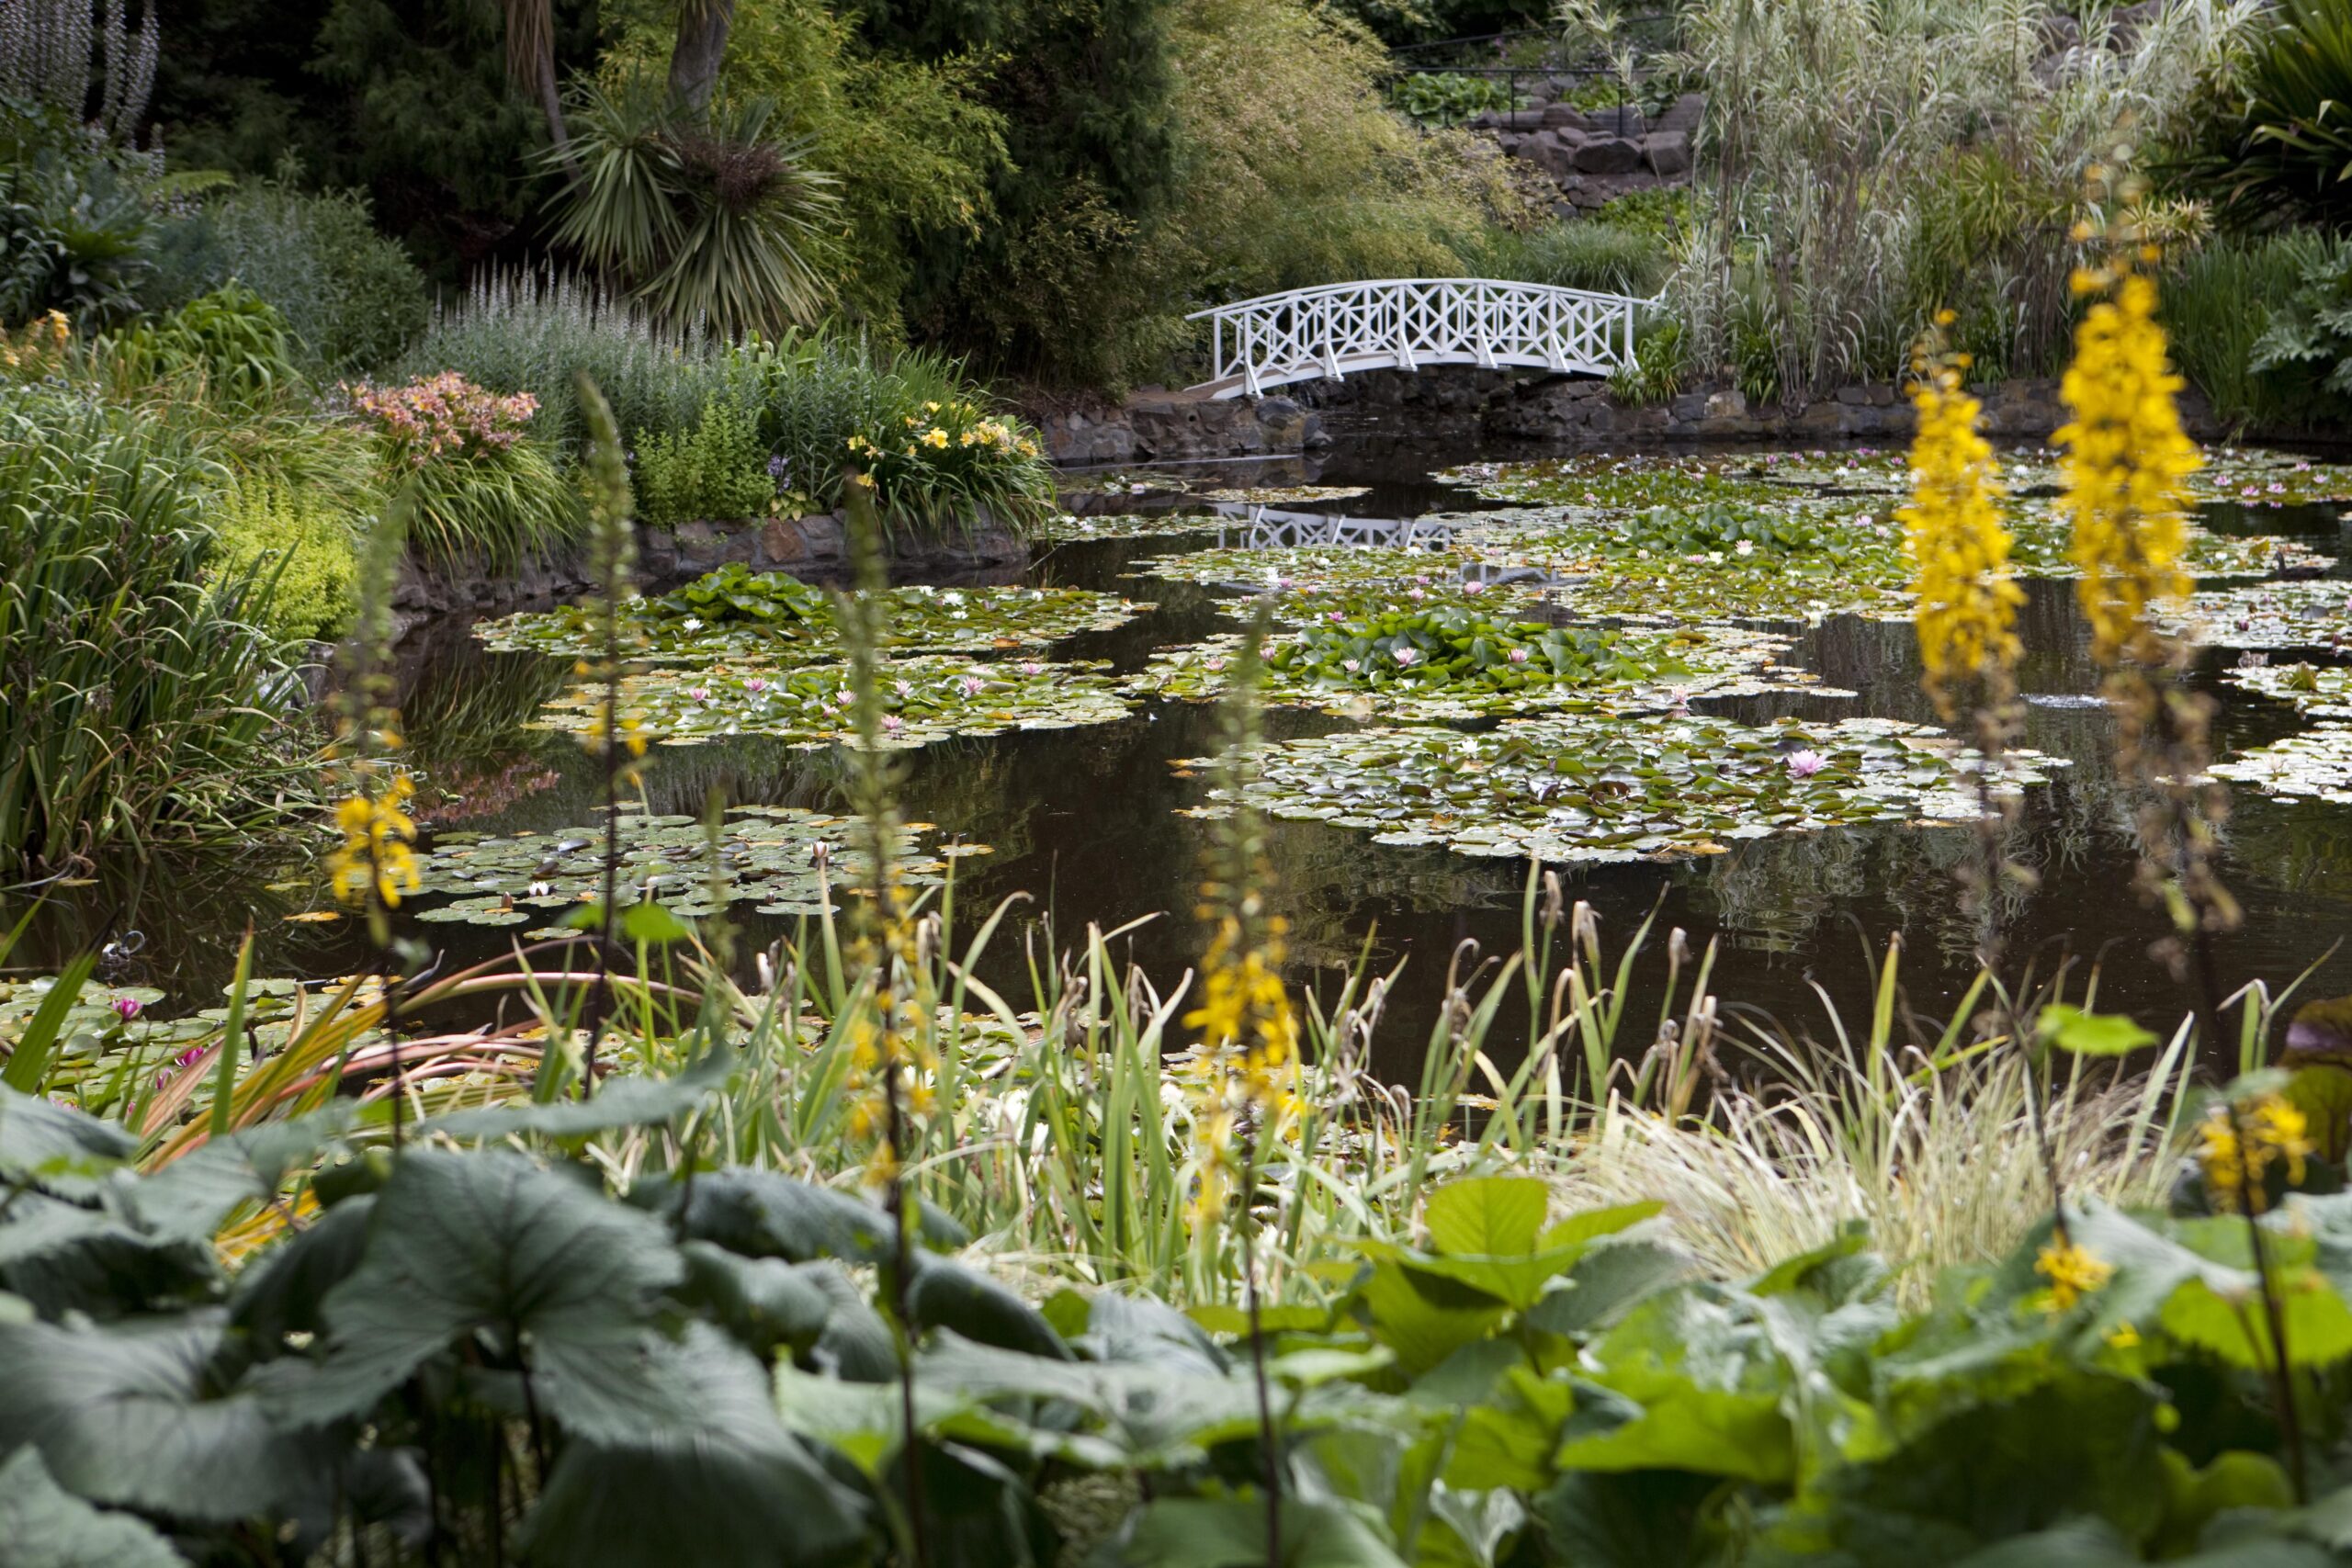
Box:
[17,436,2352,1082]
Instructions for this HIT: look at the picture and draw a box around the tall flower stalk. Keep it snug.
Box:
[323,502,419,1145]
[2055,202,2296,1489]
[835,472,937,1568]
[570,376,642,1098]
[1185,601,1300,1561]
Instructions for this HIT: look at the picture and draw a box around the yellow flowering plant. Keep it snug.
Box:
[2055,247,2200,671]
[1181,596,1297,1556]
[1900,318,2022,721]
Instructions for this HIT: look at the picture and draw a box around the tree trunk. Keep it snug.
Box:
[667,0,736,116]
[502,0,577,176]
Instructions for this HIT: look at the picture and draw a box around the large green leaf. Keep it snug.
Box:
[1095,1495,1408,1568]
[1554,1374,1796,1485]
[0,1445,186,1568]
[1353,1257,1510,1377]
[662,1168,967,1266]
[908,1256,1075,1361]
[258,1149,684,1433]
[1525,1240,1696,1338]
[125,1111,351,1243]
[228,1196,374,1344]
[0,1086,132,1190]
[1425,1179,1553,1258]
[2160,1270,2352,1370]
[0,1312,321,1522]
[432,1046,733,1142]
[675,1240,837,1359]
[521,1323,871,1568]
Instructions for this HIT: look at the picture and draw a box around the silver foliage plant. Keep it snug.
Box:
[0,0,156,146]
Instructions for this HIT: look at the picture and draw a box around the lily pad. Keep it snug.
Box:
[2155,581,2352,651]
[2228,662,2352,720]
[528,655,1134,750]
[1134,612,1828,719]
[2211,726,2352,804]
[1183,712,2064,864]
[411,807,963,929]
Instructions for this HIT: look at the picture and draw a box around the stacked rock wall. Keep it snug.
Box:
[1472,91,1702,214]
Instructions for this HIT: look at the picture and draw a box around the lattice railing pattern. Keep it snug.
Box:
[1185,278,1647,399]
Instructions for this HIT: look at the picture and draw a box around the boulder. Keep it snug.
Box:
[1571,136,1643,175]
[1584,104,1645,140]
[1540,103,1593,131]
[1653,92,1706,137]
[1495,107,1546,131]
[1644,130,1691,178]
[1703,389,1748,421]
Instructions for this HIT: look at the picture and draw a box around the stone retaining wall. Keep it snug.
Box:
[1041,390,1328,466]
[1296,367,2224,446]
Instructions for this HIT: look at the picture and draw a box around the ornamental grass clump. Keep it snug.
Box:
[347,370,583,570]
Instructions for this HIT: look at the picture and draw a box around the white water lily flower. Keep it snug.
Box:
[680,616,703,632]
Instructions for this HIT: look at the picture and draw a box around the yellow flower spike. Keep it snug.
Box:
[1900,345,2021,718]
[2036,1239,2115,1312]
[2055,254,2199,669]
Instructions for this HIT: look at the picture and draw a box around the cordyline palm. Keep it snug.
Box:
[544,79,837,338]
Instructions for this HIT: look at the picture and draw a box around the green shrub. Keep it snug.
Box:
[757,332,1054,537]
[1475,220,1671,296]
[1387,70,1510,126]
[1609,315,1690,405]
[0,150,157,328]
[0,379,308,873]
[2182,0,2352,230]
[633,393,775,526]
[204,475,362,642]
[96,284,300,402]
[2166,232,2343,431]
[152,176,431,376]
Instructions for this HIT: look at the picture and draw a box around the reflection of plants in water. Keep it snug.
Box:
[391,642,572,822]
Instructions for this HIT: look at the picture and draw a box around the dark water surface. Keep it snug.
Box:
[18,439,2352,1080]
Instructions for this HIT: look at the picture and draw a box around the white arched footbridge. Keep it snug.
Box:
[1185,278,1651,399]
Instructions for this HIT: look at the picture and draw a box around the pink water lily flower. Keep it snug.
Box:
[881,714,904,733]
[112,997,141,1022]
[895,680,912,697]
[1408,588,1427,602]
[1784,749,1826,779]
[744,677,769,694]
[1463,581,1486,596]
[959,675,985,698]
[1342,658,1361,672]
[1508,647,1530,664]
[1020,661,1044,676]
[1204,655,1227,672]
[687,686,711,704]
[1393,647,1419,666]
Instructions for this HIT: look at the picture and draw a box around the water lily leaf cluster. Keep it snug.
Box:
[413,807,963,928]
[530,655,1133,750]
[1034,511,1231,543]
[1183,712,2060,863]
[2228,662,2352,719]
[2155,581,2352,651]
[1138,614,1828,720]
[478,571,1145,662]
[2211,726,2352,804]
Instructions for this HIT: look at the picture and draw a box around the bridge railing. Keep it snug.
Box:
[1184,278,1649,399]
